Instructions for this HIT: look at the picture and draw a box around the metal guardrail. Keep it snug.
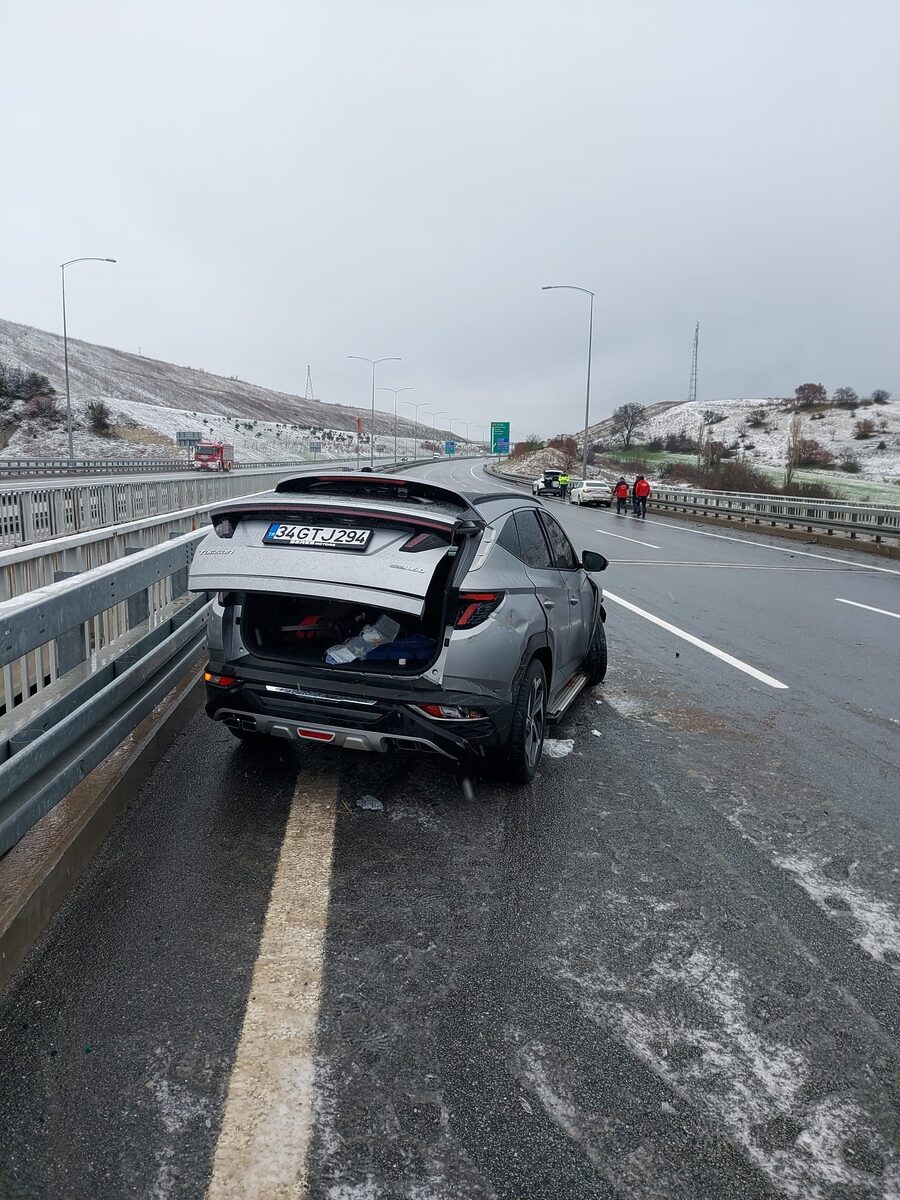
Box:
[0,455,355,476]
[0,454,407,550]
[487,465,900,544]
[0,531,209,856]
[0,455,445,855]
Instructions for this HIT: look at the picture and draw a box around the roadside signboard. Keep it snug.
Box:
[175,431,201,446]
[490,421,510,455]
[444,440,456,456]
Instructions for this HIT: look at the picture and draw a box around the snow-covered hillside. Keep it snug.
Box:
[0,317,453,461]
[582,397,899,483]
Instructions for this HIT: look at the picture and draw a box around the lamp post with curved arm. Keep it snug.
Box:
[61,257,116,464]
[401,399,430,458]
[348,355,401,467]
[378,386,414,463]
[426,410,449,454]
[542,284,594,480]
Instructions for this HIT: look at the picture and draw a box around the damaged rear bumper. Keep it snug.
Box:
[205,676,513,763]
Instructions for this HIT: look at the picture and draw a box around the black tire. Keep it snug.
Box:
[503,659,547,784]
[585,617,608,685]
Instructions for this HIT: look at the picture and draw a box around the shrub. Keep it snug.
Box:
[664,430,699,453]
[870,390,891,405]
[645,437,664,452]
[23,393,62,422]
[782,479,839,499]
[0,361,56,403]
[838,450,862,473]
[86,400,112,435]
[794,438,834,467]
[853,418,876,440]
[747,408,768,428]
[877,440,887,450]
[702,409,726,425]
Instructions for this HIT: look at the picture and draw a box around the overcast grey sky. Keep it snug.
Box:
[3,0,898,438]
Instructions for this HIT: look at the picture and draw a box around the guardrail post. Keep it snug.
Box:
[52,571,88,674]
[18,493,36,544]
[166,532,189,598]
[124,547,150,628]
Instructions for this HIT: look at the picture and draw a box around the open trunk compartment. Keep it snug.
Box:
[241,593,445,673]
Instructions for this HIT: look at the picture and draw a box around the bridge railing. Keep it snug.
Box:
[0,455,445,854]
[0,455,402,550]
[0,531,209,856]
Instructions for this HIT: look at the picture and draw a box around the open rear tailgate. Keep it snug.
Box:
[188,477,482,617]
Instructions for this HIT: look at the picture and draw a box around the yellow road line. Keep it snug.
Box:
[207,769,337,1199]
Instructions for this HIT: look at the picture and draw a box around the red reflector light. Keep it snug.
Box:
[455,592,503,629]
[204,671,238,687]
[297,728,336,742]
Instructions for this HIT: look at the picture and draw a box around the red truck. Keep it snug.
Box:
[192,441,235,471]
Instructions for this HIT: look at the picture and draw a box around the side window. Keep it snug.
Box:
[496,515,521,558]
[514,510,554,569]
[541,513,579,570]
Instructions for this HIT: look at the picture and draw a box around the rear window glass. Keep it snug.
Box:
[514,511,553,569]
[496,516,521,558]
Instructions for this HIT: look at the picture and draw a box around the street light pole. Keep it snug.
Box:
[542,284,595,480]
[379,386,414,463]
[348,355,401,468]
[60,256,116,465]
[401,399,430,458]
[427,410,449,453]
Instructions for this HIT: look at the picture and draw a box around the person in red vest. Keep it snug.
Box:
[613,477,629,514]
[633,475,652,518]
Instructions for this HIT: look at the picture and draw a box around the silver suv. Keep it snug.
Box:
[189,473,608,782]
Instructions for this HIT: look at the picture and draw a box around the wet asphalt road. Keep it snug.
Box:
[0,459,897,1199]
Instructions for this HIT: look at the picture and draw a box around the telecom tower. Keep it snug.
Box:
[687,322,699,405]
[304,365,315,400]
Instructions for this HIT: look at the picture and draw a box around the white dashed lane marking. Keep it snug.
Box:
[835,597,900,620]
[592,528,661,549]
[603,589,789,690]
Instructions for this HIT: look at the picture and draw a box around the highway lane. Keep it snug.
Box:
[0,457,897,1199]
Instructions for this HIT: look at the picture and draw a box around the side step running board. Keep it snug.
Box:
[547,673,588,721]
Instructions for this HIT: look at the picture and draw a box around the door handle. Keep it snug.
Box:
[569,597,580,606]
[541,598,555,609]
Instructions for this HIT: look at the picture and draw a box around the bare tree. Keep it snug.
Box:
[870,389,891,405]
[610,403,647,448]
[785,412,804,488]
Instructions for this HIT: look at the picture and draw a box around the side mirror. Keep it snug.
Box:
[582,550,608,572]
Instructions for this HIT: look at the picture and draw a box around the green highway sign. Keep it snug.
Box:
[490,421,510,455]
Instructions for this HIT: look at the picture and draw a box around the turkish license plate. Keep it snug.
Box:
[263,523,371,550]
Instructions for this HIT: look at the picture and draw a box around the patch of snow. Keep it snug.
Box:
[543,738,575,758]
[775,853,900,964]
[555,939,891,1198]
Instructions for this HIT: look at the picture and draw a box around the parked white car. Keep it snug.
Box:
[571,479,613,507]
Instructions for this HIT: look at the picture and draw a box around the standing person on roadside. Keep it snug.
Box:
[634,474,651,518]
[613,477,629,514]
[558,472,570,501]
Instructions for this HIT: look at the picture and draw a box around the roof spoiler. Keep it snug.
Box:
[274,473,481,516]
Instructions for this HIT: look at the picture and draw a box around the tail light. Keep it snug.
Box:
[204,671,239,687]
[455,592,504,629]
[413,704,488,721]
